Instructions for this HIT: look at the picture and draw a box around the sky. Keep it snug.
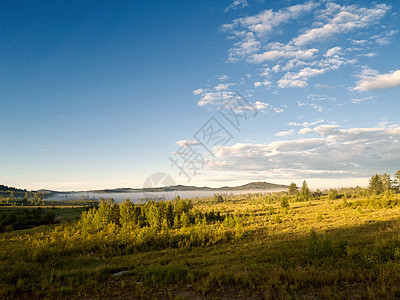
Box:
[1,0,400,191]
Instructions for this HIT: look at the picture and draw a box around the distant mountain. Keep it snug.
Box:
[227,182,288,190]
[3,181,288,198]
[89,181,288,193]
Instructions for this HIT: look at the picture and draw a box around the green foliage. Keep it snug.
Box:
[299,180,310,201]
[395,170,400,190]
[280,197,289,208]
[79,198,224,234]
[214,194,224,203]
[328,189,338,200]
[288,182,298,195]
[119,199,135,228]
[0,208,55,233]
[369,173,384,194]
[307,230,347,260]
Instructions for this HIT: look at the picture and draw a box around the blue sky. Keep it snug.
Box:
[1,0,399,191]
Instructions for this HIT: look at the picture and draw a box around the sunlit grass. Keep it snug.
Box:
[1,191,400,299]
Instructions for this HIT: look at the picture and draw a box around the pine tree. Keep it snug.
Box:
[299,180,310,201]
[394,170,400,190]
[369,174,383,195]
[381,173,392,191]
[180,211,190,228]
[120,199,134,228]
[288,182,299,195]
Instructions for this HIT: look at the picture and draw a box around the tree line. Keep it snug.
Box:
[79,197,227,233]
[286,169,400,201]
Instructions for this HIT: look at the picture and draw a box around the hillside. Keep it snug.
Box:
[0,185,27,193]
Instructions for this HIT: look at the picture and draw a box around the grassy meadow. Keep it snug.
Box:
[1,189,400,299]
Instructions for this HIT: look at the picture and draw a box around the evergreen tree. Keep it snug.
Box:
[173,214,181,229]
[288,182,299,195]
[299,180,310,201]
[369,174,384,194]
[395,170,400,190]
[120,199,134,228]
[180,211,190,227]
[381,173,392,191]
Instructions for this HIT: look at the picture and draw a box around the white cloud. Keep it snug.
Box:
[302,120,324,127]
[207,123,400,178]
[351,39,367,45]
[254,80,271,88]
[216,74,230,81]
[354,69,400,92]
[325,46,342,57]
[221,1,392,91]
[252,44,319,64]
[278,67,327,88]
[222,2,320,62]
[275,130,294,137]
[215,83,235,91]
[314,83,334,89]
[371,30,398,45]
[351,95,375,104]
[278,78,308,88]
[225,0,248,13]
[176,140,200,147]
[194,80,236,107]
[223,1,319,36]
[307,94,336,101]
[293,4,390,46]
[192,89,204,95]
[310,103,323,112]
[358,52,377,57]
[253,101,269,110]
[273,108,284,113]
[299,128,313,134]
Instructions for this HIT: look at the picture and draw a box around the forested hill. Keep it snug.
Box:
[0,185,28,197]
[0,185,27,192]
[229,182,288,190]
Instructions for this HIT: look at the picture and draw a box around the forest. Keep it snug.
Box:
[1,171,400,299]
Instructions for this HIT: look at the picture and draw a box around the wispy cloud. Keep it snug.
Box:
[193,77,282,113]
[193,80,236,107]
[293,4,390,46]
[350,95,375,104]
[225,0,248,13]
[221,2,391,90]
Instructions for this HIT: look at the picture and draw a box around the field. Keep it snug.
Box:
[1,190,400,299]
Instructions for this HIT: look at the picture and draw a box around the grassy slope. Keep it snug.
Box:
[1,194,400,299]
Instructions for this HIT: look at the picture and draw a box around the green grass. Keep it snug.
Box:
[1,193,400,299]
